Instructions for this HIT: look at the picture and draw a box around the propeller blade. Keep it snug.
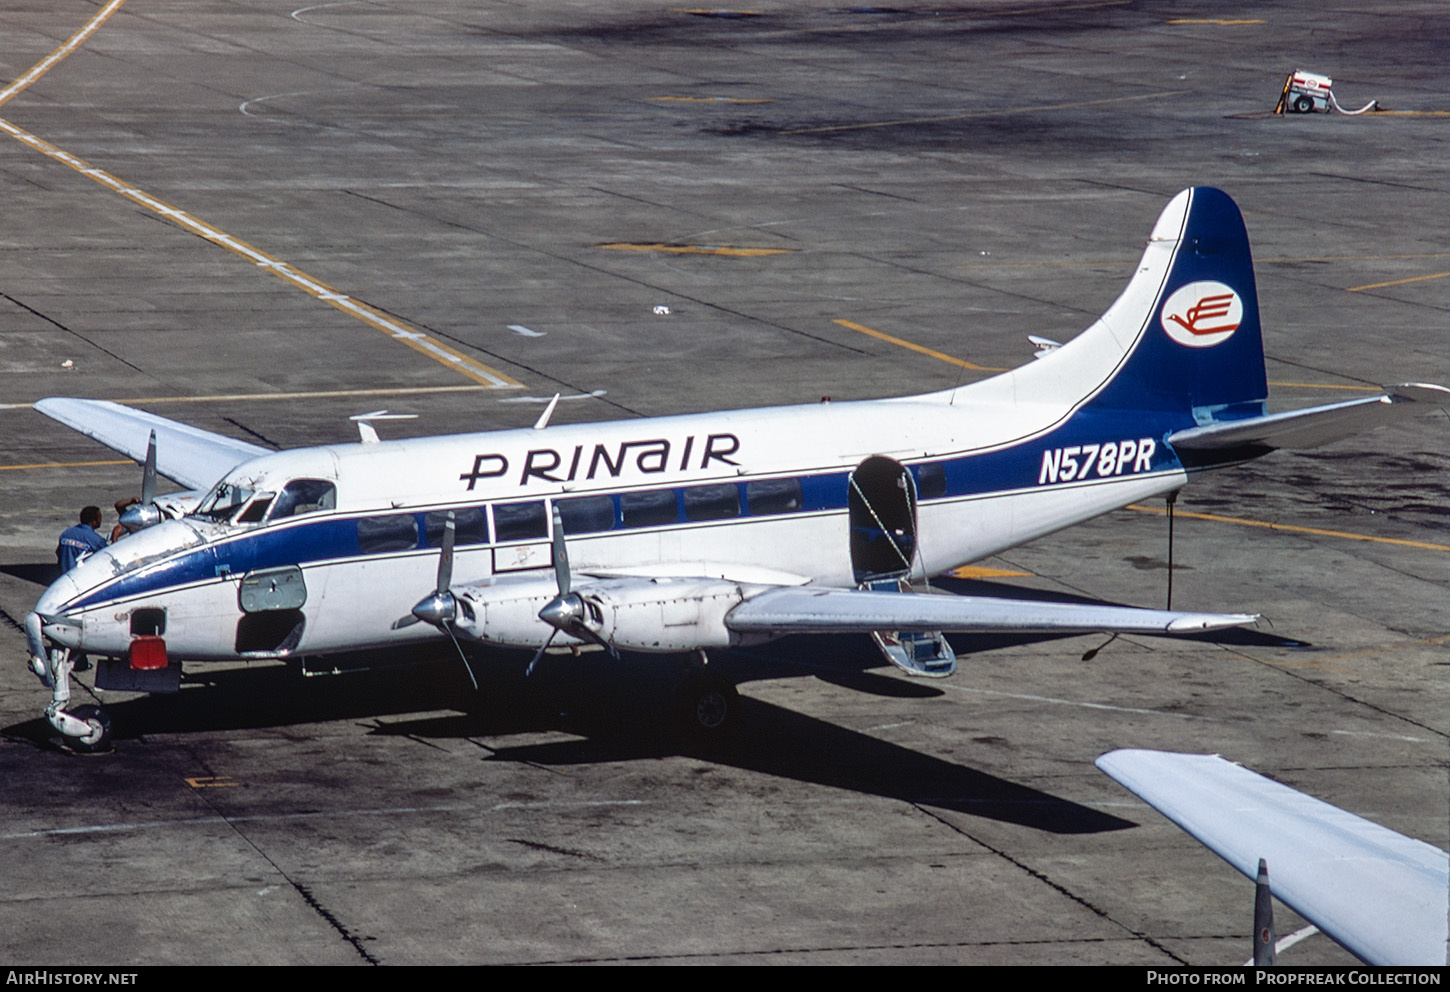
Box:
[550,506,569,596]
[141,430,157,506]
[525,628,559,677]
[437,510,455,594]
[528,514,618,668]
[578,624,621,660]
[403,511,478,690]
[443,624,478,691]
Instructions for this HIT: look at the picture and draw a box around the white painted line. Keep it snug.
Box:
[1,384,497,412]
[0,0,127,108]
[1328,729,1428,743]
[936,682,1223,720]
[1243,925,1321,965]
[0,798,648,840]
[497,390,607,404]
[508,324,547,337]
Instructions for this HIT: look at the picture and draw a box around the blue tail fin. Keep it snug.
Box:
[1085,187,1268,422]
[1007,188,1269,429]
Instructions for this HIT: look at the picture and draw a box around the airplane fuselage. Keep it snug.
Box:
[35,387,1189,664]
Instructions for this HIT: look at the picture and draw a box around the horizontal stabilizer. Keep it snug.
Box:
[726,587,1256,636]
[35,398,268,492]
[1169,383,1450,451]
[1097,749,1449,966]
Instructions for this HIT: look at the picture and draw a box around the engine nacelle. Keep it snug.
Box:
[455,576,758,653]
[588,577,751,652]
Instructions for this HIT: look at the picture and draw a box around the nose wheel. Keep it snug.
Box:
[65,704,113,753]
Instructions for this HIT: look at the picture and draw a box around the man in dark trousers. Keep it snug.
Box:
[57,506,107,573]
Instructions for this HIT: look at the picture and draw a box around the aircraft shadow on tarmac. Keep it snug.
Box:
[5,566,1303,836]
[2,605,1303,837]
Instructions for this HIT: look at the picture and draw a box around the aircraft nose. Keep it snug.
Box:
[35,568,83,618]
[37,544,121,618]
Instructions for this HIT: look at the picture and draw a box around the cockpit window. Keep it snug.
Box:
[195,482,256,521]
[236,495,274,524]
[268,480,337,520]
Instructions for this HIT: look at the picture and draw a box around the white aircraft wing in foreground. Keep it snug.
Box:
[1097,749,1449,966]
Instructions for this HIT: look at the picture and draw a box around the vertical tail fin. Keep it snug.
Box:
[1096,186,1267,419]
[1018,187,1269,427]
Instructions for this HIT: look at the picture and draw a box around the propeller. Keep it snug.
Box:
[118,430,163,532]
[525,508,618,675]
[405,511,479,690]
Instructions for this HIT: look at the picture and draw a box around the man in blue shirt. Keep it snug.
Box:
[57,506,108,572]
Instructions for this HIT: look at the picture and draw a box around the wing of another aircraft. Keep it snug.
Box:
[1168,383,1450,452]
[35,398,268,491]
[1096,749,1450,966]
[725,586,1256,636]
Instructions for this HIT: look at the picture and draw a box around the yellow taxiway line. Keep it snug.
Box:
[833,319,1007,372]
[598,242,791,257]
[785,91,1183,136]
[835,318,1379,390]
[0,0,126,109]
[1348,270,1450,292]
[0,1,521,391]
[0,459,133,472]
[1125,504,1450,553]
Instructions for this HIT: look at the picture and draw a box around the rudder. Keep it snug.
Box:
[1086,187,1268,423]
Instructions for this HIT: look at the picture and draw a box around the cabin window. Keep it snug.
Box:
[493,501,547,542]
[745,478,802,516]
[619,489,678,528]
[424,507,489,546]
[357,514,419,554]
[269,479,337,520]
[555,495,615,534]
[683,484,740,522]
[915,462,947,500]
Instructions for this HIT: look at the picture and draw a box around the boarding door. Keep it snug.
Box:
[848,456,918,584]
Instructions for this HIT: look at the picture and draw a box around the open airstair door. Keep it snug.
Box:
[848,456,956,678]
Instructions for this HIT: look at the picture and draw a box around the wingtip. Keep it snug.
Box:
[1166,612,1260,633]
[1386,382,1450,407]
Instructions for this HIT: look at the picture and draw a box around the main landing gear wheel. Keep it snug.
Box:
[674,671,740,741]
[67,704,113,754]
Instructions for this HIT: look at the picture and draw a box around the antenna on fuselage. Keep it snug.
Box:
[532,393,561,430]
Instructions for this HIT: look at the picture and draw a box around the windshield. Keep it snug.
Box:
[193,481,256,522]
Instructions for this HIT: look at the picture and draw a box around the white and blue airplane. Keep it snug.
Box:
[23,187,1448,751]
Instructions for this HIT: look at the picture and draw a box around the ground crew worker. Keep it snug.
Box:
[110,496,140,543]
[57,506,107,573]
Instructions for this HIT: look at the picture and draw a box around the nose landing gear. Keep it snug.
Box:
[35,643,114,754]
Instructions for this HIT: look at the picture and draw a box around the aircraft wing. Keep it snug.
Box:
[1096,749,1450,966]
[725,587,1256,635]
[35,398,268,492]
[1169,382,1450,451]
